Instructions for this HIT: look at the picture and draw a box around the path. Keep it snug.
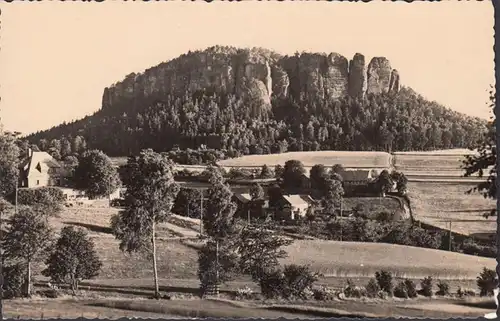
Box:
[164,222,199,238]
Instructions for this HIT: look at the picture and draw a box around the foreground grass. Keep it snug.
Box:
[5,295,493,319]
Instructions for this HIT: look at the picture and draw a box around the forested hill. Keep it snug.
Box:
[25,46,488,161]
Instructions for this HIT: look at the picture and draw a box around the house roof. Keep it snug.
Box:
[283,195,312,207]
[339,169,373,182]
[23,151,61,176]
[234,193,252,203]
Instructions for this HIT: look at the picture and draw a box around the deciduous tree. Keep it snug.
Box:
[110,149,180,298]
[73,150,121,199]
[42,226,102,295]
[3,207,54,296]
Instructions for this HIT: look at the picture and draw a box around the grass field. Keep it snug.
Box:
[281,240,495,279]
[217,151,392,168]
[408,182,496,236]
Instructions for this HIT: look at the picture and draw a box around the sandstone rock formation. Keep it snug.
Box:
[101,46,402,112]
[366,57,393,95]
[348,53,367,99]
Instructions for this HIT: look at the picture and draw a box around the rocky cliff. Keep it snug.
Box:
[101,46,401,111]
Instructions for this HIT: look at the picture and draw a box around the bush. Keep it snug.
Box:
[17,187,65,215]
[260,269,286,299]
[404,279,418,298]
[343,279,367,298]
[260,264,319,300]
[457,286,476,298]
[394,281,409,299]
[282,264,319,299]
[477,267,498,297]
[420,276,433,297]
[3,263,26,299]
[366,278,381,298]
[375,211,393,222]
[312,286,337,301]
[436,280,450,296]
[461,240,496,258]
[375,270,394,296]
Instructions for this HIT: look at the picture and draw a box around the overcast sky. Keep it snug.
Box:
[0,1,494,135]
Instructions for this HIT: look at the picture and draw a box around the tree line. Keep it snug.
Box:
[24,87,488,162]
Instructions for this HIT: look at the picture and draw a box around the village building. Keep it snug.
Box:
[233,193,269,220]
[280,194,315,220]
[19,148,64,188]
[339,169,376,186]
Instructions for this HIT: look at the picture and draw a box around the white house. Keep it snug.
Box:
[282,195,314,220]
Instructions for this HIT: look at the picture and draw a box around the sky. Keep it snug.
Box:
[0,1,494,135]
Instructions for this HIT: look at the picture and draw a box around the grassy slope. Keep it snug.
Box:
[281,240,495,279]
[407,182,495,235]
[38,204,495,284]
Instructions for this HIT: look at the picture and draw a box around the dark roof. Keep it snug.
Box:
[340,169,373,182]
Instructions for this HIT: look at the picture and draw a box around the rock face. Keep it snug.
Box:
[101,46,402,112]
[348,53,367,99]
[366,57,393,95]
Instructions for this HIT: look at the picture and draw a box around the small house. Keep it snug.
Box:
[19,148,63,188]
[281,194,314,220]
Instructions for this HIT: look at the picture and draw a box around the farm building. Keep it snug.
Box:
[19,148,64,188]
[233,193,269,220]
[339,169,376,186]
[281,194,315,220]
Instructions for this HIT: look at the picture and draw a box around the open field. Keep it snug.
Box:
[408,182,496,236]
[217,151,392,168]
[281,240,495,279]
[38,203,495,282]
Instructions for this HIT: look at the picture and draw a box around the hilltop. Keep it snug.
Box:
[25,46,487,159]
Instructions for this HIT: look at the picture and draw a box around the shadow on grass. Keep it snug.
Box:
[63,221,113,234]
[87,299,380,318]
[456,298,496,310]
[35,280,236,297]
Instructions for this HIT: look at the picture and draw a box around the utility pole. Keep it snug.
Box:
[200,192,203,236]
[339,198,343,242]
[247,207,250,225]
[448,221,452,252]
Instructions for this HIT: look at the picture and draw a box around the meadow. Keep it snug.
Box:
[217,151,392,168]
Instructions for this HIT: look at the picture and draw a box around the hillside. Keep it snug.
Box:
[25,46,487,159]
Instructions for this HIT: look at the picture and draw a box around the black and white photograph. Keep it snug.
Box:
[0,1,497,319]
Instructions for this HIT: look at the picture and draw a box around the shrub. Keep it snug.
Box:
[457,286,476,298]
[282,264,319,299]
[477,267,498,297]
[375,270,394,296]
[17,187,65,215]
[420,276,433,297]
[404,279,418,298]
[260,269,286,299]
[343,279,367,298]
[436,280,450,296]
[259,264,319,300]
[394,281,409,299]
[375,211,393,222]
[312,286,337,301]
[3,263,26,299]
[461,240,496,258]
[366,278,381,298]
